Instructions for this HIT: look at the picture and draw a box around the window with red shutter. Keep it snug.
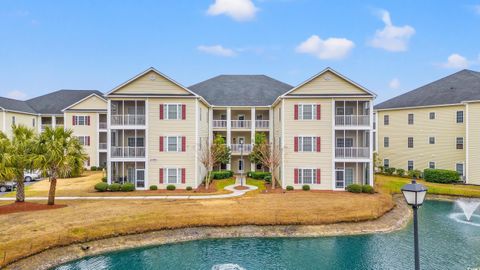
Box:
[182,104,186,120]
[316,137,321,152]
[87,136,90,146]
[182,136,186,152]
[72,116,76,125]
[316,104,321,120]
[294,105,299,120]
[181,168,186,184]
[294,137,298,152]
[159,104,164,120]
[159,168,164,184]
[316,169,321,184]
[294,168,299,184]
[86,116,90,126]
[159,136,164,152]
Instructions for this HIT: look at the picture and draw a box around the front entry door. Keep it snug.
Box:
[136,169,145,189]
[335,170,344,189]
[238,159,244,173]
[345,168,354,186]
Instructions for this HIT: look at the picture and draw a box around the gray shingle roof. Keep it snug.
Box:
[0,97,37,114]
[375,69,480,110]
[26,90,104,114]
[189,75,293,106]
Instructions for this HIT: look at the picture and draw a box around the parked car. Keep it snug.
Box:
[24,170,41,182]
[0,181,17,192]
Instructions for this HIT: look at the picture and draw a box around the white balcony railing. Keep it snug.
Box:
[230,144,253,153]
[41,124,52,131]
[99,143,107,150]
[335,115,369,126]
[111,115,146,126]
[335,147,369,159]
[111,147,146,158]
[231,120,251,129]
[255,120,269,129]
[99,122,107,129]
[213,120,227,128]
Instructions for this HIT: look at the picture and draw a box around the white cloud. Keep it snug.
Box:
[6,90,27,100]
[207,0,259,21]
[197,45,237,57]
[442,53,470,69]
[389,78,400,89]
[295,35,355,60]
[369,10,415,52]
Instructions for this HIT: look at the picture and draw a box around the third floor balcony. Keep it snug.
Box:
[110,100,146,126]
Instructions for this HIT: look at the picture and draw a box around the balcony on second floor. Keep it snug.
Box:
[334,130,370,160]
[110,100,146,126]
[334,100,370,128]
[110,129,145,158]
[230,143,253,154]
[212,108,270,130]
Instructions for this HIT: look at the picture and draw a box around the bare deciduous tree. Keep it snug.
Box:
[257,141,281,189]
[199,137,231,189]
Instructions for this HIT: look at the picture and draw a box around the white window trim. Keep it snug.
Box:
[164,104,183,120]
[429,112,436,120]
[429,161,436,169]
[74,115,88,126]
[429,136,435,145]
[383,159,389,168]
[456,137,464,149]
[298,136,317,152]
[384,115,389,125]
[166,136,182,152]
[337,137,354,148]
[298,104,317,120]
[408,137,414,148]
[408,113,414,125]
[165,168,181,184]
[76,135,89,146]
[407,160,414,171]
[383,137,389,148]
[456,111,464,123]
[456,163,465,176]
[298,168,317,185]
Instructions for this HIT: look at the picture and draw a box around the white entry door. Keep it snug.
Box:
[335,170,344,189]
[238,159,244,173]
[136,169,145,189]
[345,168,354,186]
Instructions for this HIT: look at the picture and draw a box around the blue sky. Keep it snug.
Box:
[1,0,479,103]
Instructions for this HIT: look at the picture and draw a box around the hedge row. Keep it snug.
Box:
[423,169,460,184]
[379,167,422,178]
[211,170,234,179]
[346,184,375,194]
[94,182,135,192]
[247,171,271,180]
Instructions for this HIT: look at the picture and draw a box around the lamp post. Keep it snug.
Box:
[240,141,244,186]
[401,177,428,270]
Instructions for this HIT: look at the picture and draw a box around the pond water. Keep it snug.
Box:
[55,200,480,270]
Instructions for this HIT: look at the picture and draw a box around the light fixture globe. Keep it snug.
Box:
[401,179,428,206]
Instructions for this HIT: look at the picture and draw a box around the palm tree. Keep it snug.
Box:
[9,125,38,202]
[36,127,86,205]
[0,132,14,182]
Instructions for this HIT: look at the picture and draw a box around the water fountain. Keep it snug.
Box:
[456,199,480,221]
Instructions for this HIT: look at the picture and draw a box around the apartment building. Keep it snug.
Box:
[0,90,107,168]
[105,67,375,190]
[375,69,480,184]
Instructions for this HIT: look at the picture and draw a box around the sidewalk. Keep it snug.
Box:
[0,176,258,201]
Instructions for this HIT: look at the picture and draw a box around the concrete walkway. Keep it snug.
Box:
[0,176,258,201]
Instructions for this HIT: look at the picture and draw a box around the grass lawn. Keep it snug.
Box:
[376,174,480,197]
[246,178,267,194]
[0,191,393,267]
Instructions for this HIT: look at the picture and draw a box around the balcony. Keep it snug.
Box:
[231,120,251,129]
[99,122,107,130]
[213,120,227,128]
[230,144,253,153]
[335,115,369,127]
[335,147,369,159]
[99,143,107,150]
[41,124,52,131]
[111,147,146,158]
[255,120,269,129]
[111,115,146,126]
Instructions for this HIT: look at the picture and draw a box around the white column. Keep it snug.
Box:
[107,99,112,184]
[52,116,56,128]
[208,108,213,144]
[269,108,273,143]
[368,100,374,186]
[226,107,232,170]
[251,107,256,171]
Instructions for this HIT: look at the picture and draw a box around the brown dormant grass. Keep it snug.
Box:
[0,191,393,267]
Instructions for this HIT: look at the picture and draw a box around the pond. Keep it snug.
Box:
[55,200,480,270]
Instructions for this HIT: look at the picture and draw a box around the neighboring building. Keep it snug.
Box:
[104,67,375,190]
[375,69,480,184]
[0,90,106,169]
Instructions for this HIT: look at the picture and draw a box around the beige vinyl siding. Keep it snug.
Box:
[377,105,466,172]
[0,111,4,133]
[65,112,100,168]
[467,102,480,184]
[3,112,38,137]
[113,71,191,95]
[289,71,366,95]
[283,98,333,189]
[147,98,197,188]
[69,95,107,110]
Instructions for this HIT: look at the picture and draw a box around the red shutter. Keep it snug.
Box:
[87,157,90,167]
[87,136,91,146]
[87,116,90,126]
[182,136,186,152]
[294,137,299,152]
[159,168,164,184]
[316,137,321,152]
[181,168,186,184]
[316,169,321,184]
[316,104,321,120]
[294,169,299,184]
[294,105,299,120]
[159,104,164,120]
[182,104,186,120]
[159,136,164,152]
[72,116,76,125]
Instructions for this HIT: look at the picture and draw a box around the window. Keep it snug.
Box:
[167,136,182,152]
[429,162,436,169]
[165,104,183,120]
[456,137,464,149]
[384,137,389,148]
[384,115,389,125]
[12,116,15,125]
[298,104,316,120]
[456,111,464,123]
[384,159,390,168]
[32,118,35,127]
[336,106,354,115]
[166,168,181,184]
[429,137,435,145]
[408,160,414,171]
[298,136,318,152]
[408,137,414,148]
[127,137,144,147]
[456,163,464,176]
[298,169,317,184]
[77,136,90,146]
[429,112,436,120]
[73,116,89,126]
[336,138,353,148]
[408,114,414,125]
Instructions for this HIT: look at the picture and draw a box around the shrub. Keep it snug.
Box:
[108,183,121,192]
[149,185,158,190]
[384,167,396,176]
[286,185,294,191]
[101,176,107,182]
[121,183,135,192]
[264,175,272,183]
[424,169,460,184]
[186,186,193,191]
[166,185,176,191]
[250,171,271,180]
[347,184,362,193]
[302,185,310,191]
[408,169,422,179]
[396,168,406,177]
[90,166,97,171]
[211,170,233,179]
[94,182,108,192]
[362,185,375,194]
[378,166,385,174]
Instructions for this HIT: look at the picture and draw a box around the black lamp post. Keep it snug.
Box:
[401,177,428,270]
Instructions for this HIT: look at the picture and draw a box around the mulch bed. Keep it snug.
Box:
[234,186,249,190]
[0,202,67,215]
[262,183,340,194]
